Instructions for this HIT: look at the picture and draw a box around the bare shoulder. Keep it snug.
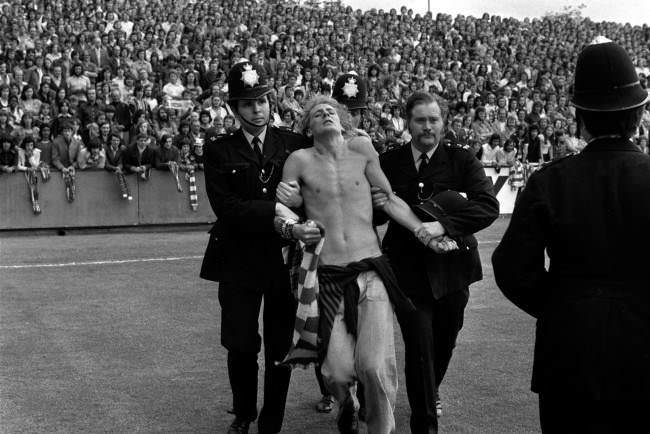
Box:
[346,134,377,159]
[287,147,312,165]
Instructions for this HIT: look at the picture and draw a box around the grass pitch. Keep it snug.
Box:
[0,219,540,433]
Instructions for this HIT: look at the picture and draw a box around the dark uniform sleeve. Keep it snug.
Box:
[491,174,550,318]
[204,134,276,235]
[439,150,500,238]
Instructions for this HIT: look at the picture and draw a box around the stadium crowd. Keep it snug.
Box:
[0,0,649,180]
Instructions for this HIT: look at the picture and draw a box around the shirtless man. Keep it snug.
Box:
[277,96,455,434]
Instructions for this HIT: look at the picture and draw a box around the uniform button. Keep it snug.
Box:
[418,182,424,188]
[262,187,267,194]
[231,169,236,174]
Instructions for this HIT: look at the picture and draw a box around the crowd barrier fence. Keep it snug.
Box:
[1,171,215,230]
[1,167,520,231]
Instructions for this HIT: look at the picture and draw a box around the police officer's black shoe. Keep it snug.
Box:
[227,416,250,434]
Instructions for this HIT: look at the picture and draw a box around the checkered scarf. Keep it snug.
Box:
[187,169,198,211]
[281,236,325,368]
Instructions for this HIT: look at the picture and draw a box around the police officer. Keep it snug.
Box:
[200,60,317,434]
[374,91,499,432]
[492,38,650,432]
[332,71,368,129]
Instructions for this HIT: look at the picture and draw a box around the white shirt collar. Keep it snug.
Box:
[410,142,436,166]
[242,127,267,151]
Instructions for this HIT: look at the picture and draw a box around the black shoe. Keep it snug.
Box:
[227,417,250,434]
[337,403,359,434]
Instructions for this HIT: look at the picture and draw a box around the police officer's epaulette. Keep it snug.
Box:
[534,153,578,172]
[443,140,472,151]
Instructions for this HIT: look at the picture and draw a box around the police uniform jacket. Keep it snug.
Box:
[200,126,305,287]
[379,142,499,301]
[492,138,650,399]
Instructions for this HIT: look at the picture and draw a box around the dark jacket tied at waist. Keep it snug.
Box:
[317,255,415,360]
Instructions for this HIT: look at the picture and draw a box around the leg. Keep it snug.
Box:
[321,303,359,434]
[397,302,437,433]
[321,301,357,404]
[315,365,335,413]
[258,274,297,434]
[432,289,469,388]
[218,283,263,423]
[355,271,397,434]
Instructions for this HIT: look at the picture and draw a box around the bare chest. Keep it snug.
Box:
[302,153,369,199]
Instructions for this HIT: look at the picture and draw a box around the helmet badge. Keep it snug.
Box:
[342,77,359,98]
[241,64,260,88]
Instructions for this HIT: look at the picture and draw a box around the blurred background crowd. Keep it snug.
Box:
[0,0,649,178]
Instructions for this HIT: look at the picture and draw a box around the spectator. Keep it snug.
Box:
[51,121,81,173]
[472,106,496,143]
[77,140,106,170]
[481,133,503,166]
[154,134,180,170]
[67,63,91,103]
[17,136,41,172]
[162,70,185,100]
[0,135,17,173]
[123,132,155,179]
[104,131,126,174]
[36,124,53,167]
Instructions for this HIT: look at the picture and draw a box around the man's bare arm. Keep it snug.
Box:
[351,137,435,232]
[276,150,322,244]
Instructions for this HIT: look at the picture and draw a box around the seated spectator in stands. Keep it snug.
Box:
[223,115,237,134]
[498,138,518,166]
[108,88,133,142]
[481,133,503,167]
[206,94,227,122]
[445,116,468,145]
[17,137,41,172]
[199,110,213,132]
[52,100,74,137]
[8,95,24,125]
[540,125,554,162]
[36,124,53,167]
[390,105,407,137]
[52,121,81,173]
[12,112,38,143]
[469,138,483,161]
[277,108,296,131]
[472,106,497,143]
[155,135,181,170]
[67,63,91,103]
[153,107,178,139]
[0,135,17,173]
[380,119,401,152]
[188,117,205,149]
[523,124,543,163]
[178,138,197,172]
[104,132,126,174]
[20,85,41,116]
[77,140,106,170]
[123,133,155,179]
[162,70,185,100]
[84,122,101,146]
[551,127,569,161]
[565,121,586,154]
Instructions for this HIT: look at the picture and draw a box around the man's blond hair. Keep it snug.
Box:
[299,95,353,136]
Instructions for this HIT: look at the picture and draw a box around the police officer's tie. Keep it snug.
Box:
[252,136,263,165]
[418,153,429,177]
